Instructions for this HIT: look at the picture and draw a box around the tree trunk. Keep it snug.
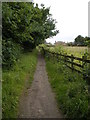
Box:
[88,47,90,59]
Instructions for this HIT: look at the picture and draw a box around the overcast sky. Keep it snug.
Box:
[34,0,89,44]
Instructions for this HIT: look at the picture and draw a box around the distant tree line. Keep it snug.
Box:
[2,2,59,69]
[67,35,90,47]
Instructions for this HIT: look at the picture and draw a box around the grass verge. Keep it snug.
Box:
[45,57,88,119]
[2,49,38,118]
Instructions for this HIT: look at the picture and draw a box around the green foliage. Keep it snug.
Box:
[84,37,90,47]
[2,2,58,45]
[74,35,90,46]
[74,35,85,46]
[45,58,88,119]
[2,39,22,69]
[2,2,59,69]
[2,49,38,118]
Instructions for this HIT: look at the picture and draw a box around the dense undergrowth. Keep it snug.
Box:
[2,49,38,118]
[45,56,88,119]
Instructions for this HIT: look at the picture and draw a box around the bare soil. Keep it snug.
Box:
[18,53,63,118]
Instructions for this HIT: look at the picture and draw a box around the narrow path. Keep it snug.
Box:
[18,53,63,118]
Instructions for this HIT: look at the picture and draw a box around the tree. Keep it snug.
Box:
[84,36,90,47]
[2,2,59,68]
[74,35,85,46]
[2,2,59,48]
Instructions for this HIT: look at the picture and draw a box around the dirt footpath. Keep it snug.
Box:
[18,53,63,118]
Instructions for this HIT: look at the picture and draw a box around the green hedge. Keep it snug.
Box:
[2,39,22,69]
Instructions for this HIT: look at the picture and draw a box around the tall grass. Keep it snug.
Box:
[63,46,88,58]
[54,45,89,59]
[2,49,38,118]
[45,57,88,119]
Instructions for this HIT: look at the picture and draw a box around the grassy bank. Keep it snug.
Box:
[45,57,88,119]
[2,49,38,118]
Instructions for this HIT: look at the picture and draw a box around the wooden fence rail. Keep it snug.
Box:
[40,46,90,84]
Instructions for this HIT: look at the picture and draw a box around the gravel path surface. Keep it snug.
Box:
[18,53,63,118]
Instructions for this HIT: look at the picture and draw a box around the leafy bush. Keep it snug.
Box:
[2,39,22,69]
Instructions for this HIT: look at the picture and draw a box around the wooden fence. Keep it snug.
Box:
[40,47,90,85]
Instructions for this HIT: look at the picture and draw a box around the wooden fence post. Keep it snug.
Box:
[42,47,45,56]
[60,53,61,62]
[57,53,58,62]
[82,55,87,80]
[48,51,49,60]
[71,54,74,71]
[64,53,67,65]
[82,55,85,69]
[52,52,53,60]
[53,52,55,63]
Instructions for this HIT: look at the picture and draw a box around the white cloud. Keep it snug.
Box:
[34,0,89,43]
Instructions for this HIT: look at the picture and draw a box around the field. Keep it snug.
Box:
[63,46,89,58]
[49,45,89,59]
[43,45,90,73]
